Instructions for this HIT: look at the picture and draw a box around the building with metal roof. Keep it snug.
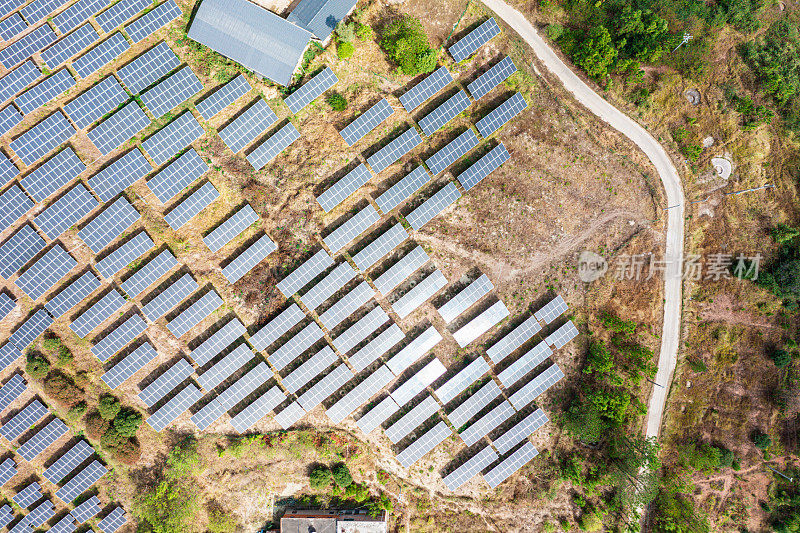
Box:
[288,0,357,42]
[280,510,387,533]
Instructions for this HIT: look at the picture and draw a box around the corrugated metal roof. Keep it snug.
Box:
[188,0,313,86]
[289,0,356,41]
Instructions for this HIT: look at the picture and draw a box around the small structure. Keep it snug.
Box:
[280,509,387,533]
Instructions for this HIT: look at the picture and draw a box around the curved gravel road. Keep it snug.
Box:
[479,0,685,439]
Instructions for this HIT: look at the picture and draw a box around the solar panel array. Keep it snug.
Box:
[141,66,203,117]
[72,495,101,523]
[34,183,98,239]
[102,342,158,389]
[460,399,514,446]
[249,303,304,351]
[391,358,446,406]
[190,318,245,365]
[425,129,479,176]
[0,343,19,372]
[545,320,579,349]
[0,374,26,413]
[88,148,151,201]
[120,249,177,298]
[88,101,150,155]
[493,408,548,454]
[399,67,453,111]
[10,309,52,349]
[229,385,284,432]
[296,363,353,411]
[16,69,75,114]
[0,26,56,69]
[457,143,510,191]
[138,358,193,406]
[484,441,538,488]
[347,323,404,373]
[196,75,251,119]
[40,25,98,69]
[124,0,182,42]
[497,341,551,388]
[508,364,564,409]
[282,345,337,393]
[438,274,492,323]
[0,105,22,134]
[0,154,18,182]
[268,322,323,371]
[222,234,276,283]
[0,225,44,279]
[319,281,374,329]
[43,440,93,483]
[326,364,393,423]
[392,269,447,319]
[164,182,219,229]
[316,164,372,213]
[118,42,180,94]
[486,315,541,363]
[13,482,43,508]
[21,0,63,24]
[0,457,16,486]
[96,0,149,32]
[142,112,204,165]
[396,420,450,467]
[385,395,439,443]
[147,383,202,432]
[276,249,333,297]
[147,148,208,203]
[300,262,355,311]
[15,245,76,300]
[142,273,198,321]
[0,62,40,106]
[468,56,517,100]
[453,301,509,347]
[219,99,277,152]
[56,459,107,503]
[190,362,270,430]
[64,76,128,129]
[70,290,126,337]
[448,18,501,62]
[0,14,25,41]
[373,245,429,298]
[373,166,428,213]
[246,122,300,170]
[73,32,129,78]
[273,401,305,429]
[323,205,379,254]
[204,204,258,252]
[20,147,85,201]
[357,396,400,435]
[96,232,153,278]
[11,111,75,165]
[79,198,140,253]
[18,418,68,461]
[418,91,470,136]
[406,182,461,230]
[97,506,127,533]
[24,499,56,527]
[285,67,338,113]
[447,380,501,428]
[198,344,253,390]
[331,305,388,354]
[167,291,223,337]
[366,128,422,174]
[53,0,108,33]
[476,93,526,138]
[534,294,568,324]
[340,98,394,146]
[352,224,408,271]
[91,314,147,361]
[442,445,498,490]
[2,399,47,441]
[434,356,489,404]
[0,293,14,319]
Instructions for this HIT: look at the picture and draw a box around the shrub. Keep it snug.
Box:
[772,349,792,368]
[43,372,84,407]
[327,92,347,111]
[337,41,354,59]
[41,337,62,353]
[310,465,331,490]
[25,353,49,380]
[98,396,121,420]
[546,23,564,40]
[335,20,356,42]
[345,483,370,502]
[101,426,126,449]
[85,412,109,441]
[113,408,143,437]
[332,463,353,488]
[67,402,87,419]
[356,23,373,41]
[753,430,772,450]
[380,16,437,75]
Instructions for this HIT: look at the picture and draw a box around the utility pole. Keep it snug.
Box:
[766,464,794,483]
[672,33,693,52]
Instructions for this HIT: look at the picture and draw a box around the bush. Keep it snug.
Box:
[101,426,126,449]
[335,20,356,42]
[113,408,142,437]
[345,483,370,502]
[753,430,772,450]
[356,23,373,41]
[41,337,62,353]
[380,17,437,75]
[332,463,353,488]
[546,23,564,41]
[309,465,331,490]
[772,349,792,368]
[85,412,109,441]
[43,372,84,407]
[327,92,347,111]
[98,396,121,420]
[67,402,87,419]
[337,41,354,59]
[25,353,49,380]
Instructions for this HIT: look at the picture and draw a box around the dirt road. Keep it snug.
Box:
[479,0,685,439]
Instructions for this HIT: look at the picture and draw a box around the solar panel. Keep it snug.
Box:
[0,61,40,105]
[102,341,157,388]
[0,457,16,486]
[545,321,579,349]
[448,380,501,428]
[43,440,94,483]
[273,401,305,429]
[396,420,450,468]
[0,293,14,319]
[229,385,284,432]
[95,232,154,278]
[385,395,439,443]
[461,400,514,446]
[91,314,147,361]
[0,25,56,69]
[325,364,393,423]
[484,441,538,488]
[51,515,77,533]
[285,67,338,113]
[0,505,11,530]
[282,345,337,394]
[56,459,107,503]
[10,309,52,349]
[508,364,564,409]
[97,506,127,533]
[23,499,55,527]
[268,322,323,371]
[34,183,97,240]
[219,99,277,152]
[493,408,548,454]
[164,181,219,229]
[448,18,500,62]
[534,295,568,324]
[296,363,353,411]
[167,291,223,337]
[20,147,84,202]
[196,75,251,119]
[391,358,446,406]
[142,273,197,321]
[385,325,441,375]
[0,153,18,183]
[15,245,76,301]
[346,323,404,373]
[124,0,181,42]
[0,225,45,279]
[95,0,149,32]
[222,234,276,283]
[147,383,202,432]
[2,399,47,441]
[438,274,493,323]
[249,303,304,352]
[392,270,447,319]
[376,168,427,215]
[21,0,62,24]
[0,14,25,41]
[53,0,108,33]
[300,262,355,311]
[0,343,19,372]
[467,56,517,100]
[71,495,101,523]
[143,112,204,165]
[425,129,479,176]
[120,249,177,298]
[117,41,180,94]
[434,357,489,405]
[340,98,394,146]
[323,205,379,254]
[406,182,461,230]
[88,149,151,201]
[18,417,68,461]
[497,341,551,387]
[418,91,470,136]
[138,358,193,406]
[366,128,422,174]
[79,198,140,254]
[443,445,498,490]
[319,281,374,329]
[331,306,388,354]
[40,25,98,69]
[0,104,22,134]
[316,164,372,213]
[0,0,25,17]
[356,395,399,433]
[0,374,26,413]
[457,143,510,191]
[70,290,126,338]
[453,301,509,348]
[13,482,43,508]
[476,93,526,138]
[0,184,32,231]
[486,315,541,364]
[190,318,245,365]
[146,149,208,205]
[351,224,408,271]
[88,101,150,155]
[398,67,453,112]
[204,204,258,252]
[277,249,333,297]
[64,76,128,129]
[245,122,300,170]
[140,66,203,117]
[190,362,270,430]
[198,344,253,390]
[73,32,129,78]
[10,111,75,165]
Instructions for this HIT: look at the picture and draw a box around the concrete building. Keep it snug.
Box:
[280,509,387,533]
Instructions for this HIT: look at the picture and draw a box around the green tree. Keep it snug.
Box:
[25,353,49,380]
[588,388,631,426]
[753,430,772,449]
[335,20,355,42]
[568,26,618,81]
[380,17,436,75]
[772,349,792,368]
[584,341,614,375]
[309,465,331,490]
[609,435,661,514]
[113,408,142,437]
[98,395,121,420]
[773,224,800,244]
[337,41,354,59]
[332,463,353,488]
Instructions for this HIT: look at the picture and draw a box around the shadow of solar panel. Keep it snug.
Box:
[356,395,399,433]
[190,362,270,430]
[476,93,526,137]
[373,246,429,296]
[0,293,14,319]
[229,385,284,432]
[102,341,157,388]
[21,0,63,24]
[55,459,107,503]
[203,204,258,252]
[273,401,305,429]
[79,198,140,253]
[219,99,277,152]
[35,182,98,239]
[0,185,33,231]
[0,61,40,105]
[442,445,497,490]
[396,420,450,467]
[2,399,47,441]
[392,269,447,319]
[138,358,193,406]
[406,182,461,230]
[349,324,403,373]
[118,41,180,94]
[332,306,388,354]
[437,273,492,323]
[164,182,219,229]
[398,67,452,111]
[391,358,445,406]
[97,506,127,533]
[0,374,26,414]
[425,129,479,176]
[418,91,470,136]
[147,383,202,432]
[296,364,353,413]
[486,315,541,364]
[457,143,509,191]
[366,128,422,174]
[40,25,98,69]
[70,290,126,338]
[54,0,108,33]
[0,105,22,134]
[492,408,548,454]
[326,365,392,423]
[340,98,393,146]
[88,101,150,155]
[0,25,56,68]
[320,282,375,330]
[285,67,338,113]
[189,318,245,365]
[246,122,300,170]
[461,400,514,446]
[73,32,129,78]
[385,395,439,443]
[11,111,75,165]
[13,481,43,508]
[467,56,517,100]
[18,417,68,461]
[91,314,147,361]
[88,149,151,201]
[96,0,149,32]
[0,457,16,486]
[374,166,428,213]
[141,66,203,117]
[249,304,303,352]
[120,249,177,298]
[125,0,181,42]
[142,112,204,165]
[484,441,538,488]
[95,232,153,278]
[282,345,336,394]
[64,76,127,129]
[167,291,222,338]
[222,233,276,283]
[448,18,500,63]
[434,357,489,404]
[10,309,52,349]
[276,249,334,298]
[533,294,567,324]
[453,301,509,348]
[497,341,551,388]
[545,320,579,349]
[146,148,209,203]
[142,273,197,321]
[447,380,500,427]
[0,343,19,372]
[71,495,101,523]
[43,440,94,483]
[20,147,85,201]
[508,363,563,409]
[196,75,251,119]
[0,225,45,279]
[323,205,379,254]
[0,14,25,41]
[268,322,323,371]
[316,164,371,213]
[352,224,408,271]
[300,262,355,311]
[15,245,76,301]
[197,344,254,390]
